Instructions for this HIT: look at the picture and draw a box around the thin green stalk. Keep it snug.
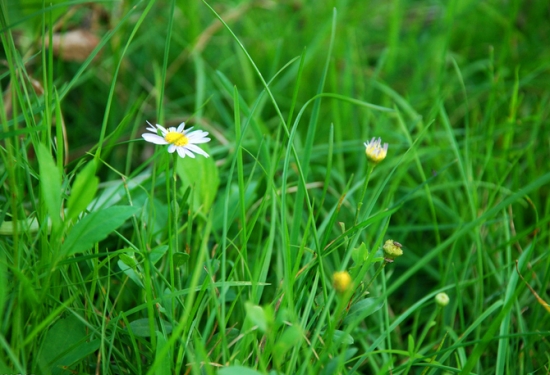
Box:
[354,164,375,225]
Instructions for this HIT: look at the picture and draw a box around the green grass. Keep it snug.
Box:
[1,0,550,374]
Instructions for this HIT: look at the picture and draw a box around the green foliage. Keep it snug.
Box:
[35,142,62,230]
[1,0,549,374]
[66,159,99,222]
[37,315,100,375]
[61,205,140,256]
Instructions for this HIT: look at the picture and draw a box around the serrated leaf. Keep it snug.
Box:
[67,160,98,221]
[36,143,62,227]
[61,206,139,256]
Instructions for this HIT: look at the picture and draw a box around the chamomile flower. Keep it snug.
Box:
[364,137,388,164]
[142,121,210,159]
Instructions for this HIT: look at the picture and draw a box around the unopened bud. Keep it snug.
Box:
[383,239,403,262]
[435,292,450,307]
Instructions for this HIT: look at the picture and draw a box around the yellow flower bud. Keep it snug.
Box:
[364,137,388,164]
[332,271,352,293]
[382,239,403,262]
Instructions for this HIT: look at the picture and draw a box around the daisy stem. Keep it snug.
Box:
[168,153,180,317]
[354,163,375,225]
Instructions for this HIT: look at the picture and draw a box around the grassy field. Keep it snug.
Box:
[1,0,550,374]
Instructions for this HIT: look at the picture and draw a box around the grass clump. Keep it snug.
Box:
[1,0,549,374]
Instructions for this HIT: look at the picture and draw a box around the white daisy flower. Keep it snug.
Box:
[142,121,211,158]
[364,137,388,164]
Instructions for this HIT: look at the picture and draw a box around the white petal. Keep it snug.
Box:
[183,126,194,134]
[156,125,168,136]
[187,132,210,144]
[177,122,186,132]
[189,137,210,144]
[187,130,208,138]
[176,147,187,158]
[143,133,168,145]
[184,148,196,158]
[185,144,209,157]
[146,120,157,132]
[167,144,177,153]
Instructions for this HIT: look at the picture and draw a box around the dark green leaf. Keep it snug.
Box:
[127,318,172,337]
[61,206,139,256]
[37,315,99,375]
[173,252,189,267]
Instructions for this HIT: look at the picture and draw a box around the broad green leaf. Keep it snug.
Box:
[36,143,62,227]
[61,206,139,256]
[67,160,99,221]
[175,153,219,213]
[155,331,171,375]
[173,252,189,267]
[218,366,264,375]
[343,298,384,325]
[245,302,268,332]
[150,245,169,265]
[127,318,172,337]
[351,242,369,264]
[119,252,138,268]
[332,330,354,345]
[37,315,99,375]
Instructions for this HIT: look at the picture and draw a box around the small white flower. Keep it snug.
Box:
[364,137,388,164]
[142,121,211,158]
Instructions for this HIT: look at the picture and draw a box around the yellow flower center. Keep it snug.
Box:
[165,131,188,146]
[366,144,387,163]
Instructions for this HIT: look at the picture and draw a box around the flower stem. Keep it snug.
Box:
[355,164,375,225]
[364,260,387,291]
